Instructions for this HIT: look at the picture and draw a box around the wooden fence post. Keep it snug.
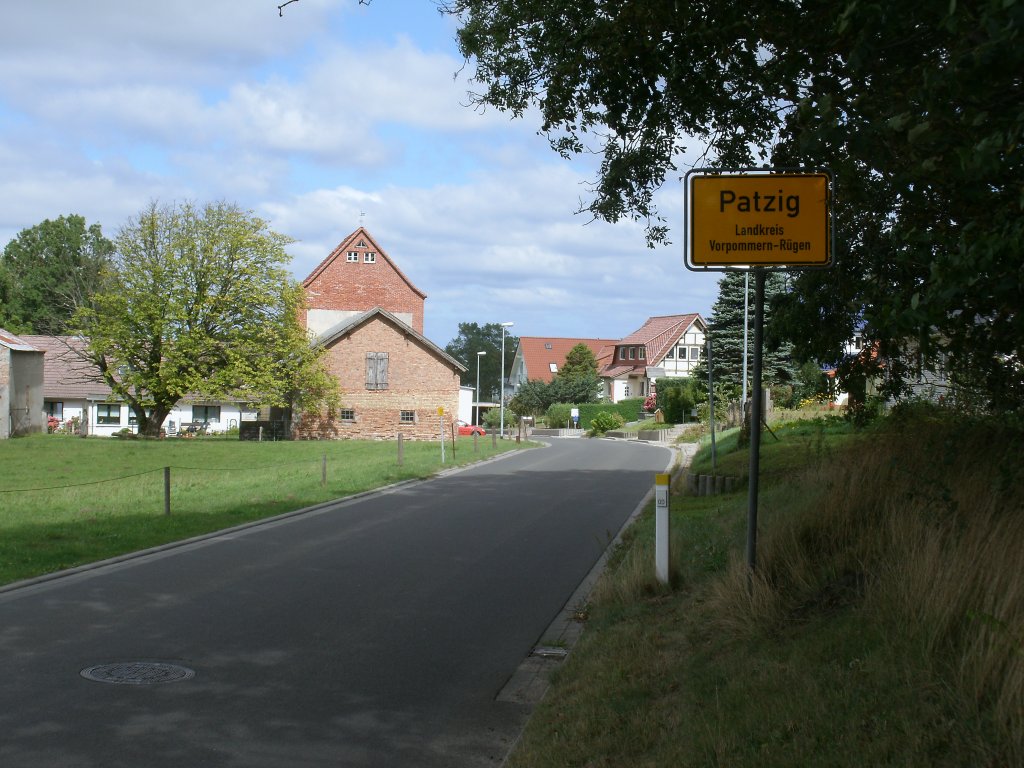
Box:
[164,466,171,516]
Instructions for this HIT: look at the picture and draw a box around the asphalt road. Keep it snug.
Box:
[0,437,671,767]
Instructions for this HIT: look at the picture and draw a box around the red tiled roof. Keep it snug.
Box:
[516,337,619,384]
[301,226,427,299]
[602,314,705,376]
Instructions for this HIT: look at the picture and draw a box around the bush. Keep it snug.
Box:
[577,398,645,429]
[483,407,509,429]
[545,402,573,428]
[589,411,625,435]
[656,377,699,423]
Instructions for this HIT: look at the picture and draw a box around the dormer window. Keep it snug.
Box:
[619,348,626,361]
[364,252,376,263]
[629,347,636,360]
[347,252,359,263]
[639,347,646,360]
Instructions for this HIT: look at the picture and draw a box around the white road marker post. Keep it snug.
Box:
[655,473,671,585]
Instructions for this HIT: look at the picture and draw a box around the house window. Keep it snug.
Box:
[127,408,151,425]
[364,252,376,263]
[340,409,355,421]
[97,403,121,425]
[549,363,558,373]
[666,347,675,359]
[45,401,63,420]
[690,347,700,361]
[639,347,646,360]
[193,405,221,423]
[366,352,389,390]
[629,347,636,360]
[619,348,626,361]
[624,384,631,397]
[544,343,553,350]
[347,251,359,263]
[400,410,416,423]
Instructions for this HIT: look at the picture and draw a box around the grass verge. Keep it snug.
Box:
[507,410,1024,767]
[0,433,525,586]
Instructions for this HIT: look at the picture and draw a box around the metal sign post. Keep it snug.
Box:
[746,269,766,572]
[438,406,445,463]
[707,336,716,473]
[684,168,834,577]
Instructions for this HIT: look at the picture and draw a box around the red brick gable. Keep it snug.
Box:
[302,227,426,335]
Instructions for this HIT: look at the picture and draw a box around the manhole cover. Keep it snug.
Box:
[80,662,195,685]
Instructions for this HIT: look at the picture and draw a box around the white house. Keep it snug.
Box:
[601,314,707,402]
[22,335,251,437]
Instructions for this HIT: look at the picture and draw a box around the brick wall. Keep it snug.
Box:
[295,315,460,441]
[303,230,425,334]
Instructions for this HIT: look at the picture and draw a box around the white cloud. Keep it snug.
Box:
[0,1,719,351]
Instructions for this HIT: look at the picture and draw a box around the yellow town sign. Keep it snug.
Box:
[685,171,833,269]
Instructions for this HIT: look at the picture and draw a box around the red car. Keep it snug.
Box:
[456,420,486,436]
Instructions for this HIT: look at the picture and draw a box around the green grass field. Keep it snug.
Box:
[507,410,1024,767]
[0,432,523,586]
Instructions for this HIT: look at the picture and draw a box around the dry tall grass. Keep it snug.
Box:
[706,415,1024,757]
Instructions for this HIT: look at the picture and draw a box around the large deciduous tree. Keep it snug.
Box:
[74,201,337,437]
[445,0,1024,408]
[0,215,113,334]
[444,321,518,401]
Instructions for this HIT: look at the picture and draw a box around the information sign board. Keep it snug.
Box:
[686,171,832,269]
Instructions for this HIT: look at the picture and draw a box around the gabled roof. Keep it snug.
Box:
[599,314,706,377]
[515,337,619,384]
[315,307,466,373]
[18,335,111,399]
[615,314,703,364]
[0,328,43,352]
[302,226,427,299]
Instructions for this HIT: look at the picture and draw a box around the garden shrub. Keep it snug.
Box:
[589,411,625,435]
[545,402,573,428]
[577,398,644,429]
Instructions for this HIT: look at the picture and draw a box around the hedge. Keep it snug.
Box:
[576,398,646,429]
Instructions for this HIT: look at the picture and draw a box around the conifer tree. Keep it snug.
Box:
[696,272,797,393]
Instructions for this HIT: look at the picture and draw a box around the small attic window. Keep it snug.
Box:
[356,239,368,247]
[549,363,558,372]
[364,252,376,263]
[346,251,358,263]
[544,343,553,350]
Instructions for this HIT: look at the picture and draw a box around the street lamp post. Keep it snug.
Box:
[499,321,514,438]
[475,351,486,426]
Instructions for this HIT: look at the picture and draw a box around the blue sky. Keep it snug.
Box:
[0,0,719,349]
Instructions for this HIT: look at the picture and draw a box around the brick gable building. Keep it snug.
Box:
[297,229,464,440]
[302,227,426,336]
[296,308,465,440]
